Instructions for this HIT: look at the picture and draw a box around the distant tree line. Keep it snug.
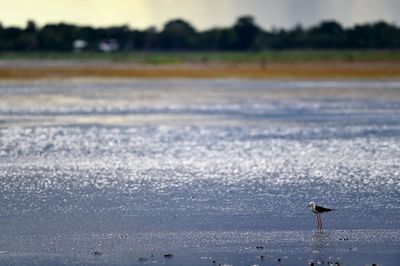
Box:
[0,16,400,52]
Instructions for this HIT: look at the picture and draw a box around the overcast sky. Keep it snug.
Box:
[1,0,399,30]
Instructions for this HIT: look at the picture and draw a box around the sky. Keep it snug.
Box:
[1,0,399,30]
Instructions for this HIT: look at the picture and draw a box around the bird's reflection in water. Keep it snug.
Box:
[310,231,331,264]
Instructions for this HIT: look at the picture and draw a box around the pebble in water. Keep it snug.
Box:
[92,250,102,256]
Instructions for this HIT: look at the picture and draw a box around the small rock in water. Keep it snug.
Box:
[138,257,148,262]
[277,258,281,262]
[164,253,174,258]
[259,255,265,260]
[92,250,102,256]
[255,245,264,249]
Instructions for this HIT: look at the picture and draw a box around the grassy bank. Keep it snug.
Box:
[1,50,400,63]
[1,50,400,79]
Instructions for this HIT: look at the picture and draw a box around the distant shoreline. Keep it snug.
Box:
[1,51,400,79]
[1,60,399,79]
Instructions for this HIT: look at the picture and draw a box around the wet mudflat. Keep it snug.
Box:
[0,79,399,265]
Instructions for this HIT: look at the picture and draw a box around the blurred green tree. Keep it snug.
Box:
[160,19,198,50]
[233,16,262,50]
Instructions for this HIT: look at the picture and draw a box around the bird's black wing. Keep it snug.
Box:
[315,205,333,213]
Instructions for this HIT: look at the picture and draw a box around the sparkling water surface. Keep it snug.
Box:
[0,79,399,265]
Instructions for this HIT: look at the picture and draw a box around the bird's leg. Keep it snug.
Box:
[317,214,322,230]
[320,215,323,230]
[316,214,320,229]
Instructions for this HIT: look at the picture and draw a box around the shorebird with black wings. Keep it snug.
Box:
[308,202,334,230]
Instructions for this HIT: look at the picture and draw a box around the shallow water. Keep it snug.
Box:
[0,79,399,265]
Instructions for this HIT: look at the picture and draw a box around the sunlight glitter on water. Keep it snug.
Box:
[0,79,399,265]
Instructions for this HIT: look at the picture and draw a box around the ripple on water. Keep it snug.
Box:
[0,79,399,232]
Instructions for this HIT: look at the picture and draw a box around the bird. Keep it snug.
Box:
[308,202,334,230]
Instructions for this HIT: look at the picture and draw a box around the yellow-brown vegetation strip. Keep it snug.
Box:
[0,61,400,79]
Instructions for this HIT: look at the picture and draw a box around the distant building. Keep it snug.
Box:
[73,39,87,52]
[98,39,119,52]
